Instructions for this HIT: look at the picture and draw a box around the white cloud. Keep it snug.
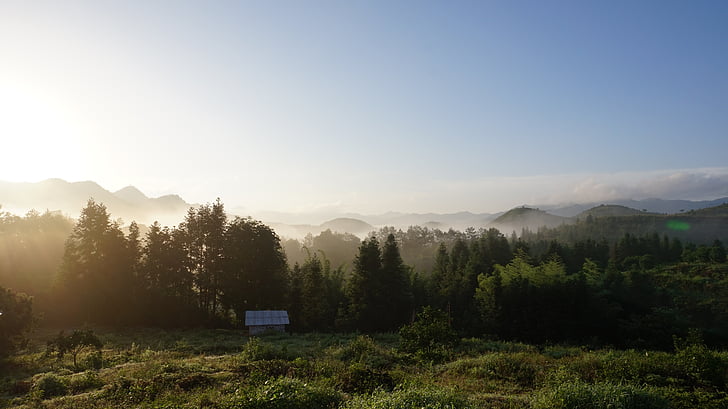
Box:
[425,168,728,214]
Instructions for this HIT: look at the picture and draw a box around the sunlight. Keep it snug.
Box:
[0,85,84,182]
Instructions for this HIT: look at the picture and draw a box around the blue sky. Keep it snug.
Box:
[1,1,727,215]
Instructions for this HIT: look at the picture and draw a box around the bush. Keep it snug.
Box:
[343,386,471,409]
[399,307,457,364]
[532,381,667,409]
[240,337,286,361]
[338,363,394,394]
[103,376,163,404]
[331,335,396,369]
[235,359,295,380]
[444,353,546,388]
[30,373,68,399]
[80,350,104,370]
[674,342,726,388]
[67,371,104,394]
[46,330,103,368]
[230,378,342,409]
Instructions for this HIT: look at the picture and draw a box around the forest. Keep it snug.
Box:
[2,199,728,408]
[2,199,728,346]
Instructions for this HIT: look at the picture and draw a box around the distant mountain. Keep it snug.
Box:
[523,203,728,245]
[320,218,374,236]
[0,179,190,225]
[489,207,571,234]
[266,218,375,240]
[542,197,728,217]
[686,203,728,217]
[577,204,649,219]
[114,186,148,204]
[4,178,727,239]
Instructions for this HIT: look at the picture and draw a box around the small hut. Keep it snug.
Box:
[245,310,289,335]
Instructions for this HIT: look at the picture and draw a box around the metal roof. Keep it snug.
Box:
[245,310,290,326]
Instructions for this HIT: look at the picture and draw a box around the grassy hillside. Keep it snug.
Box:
[2,329,727,408]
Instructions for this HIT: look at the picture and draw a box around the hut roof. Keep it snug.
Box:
[245,310,289,326]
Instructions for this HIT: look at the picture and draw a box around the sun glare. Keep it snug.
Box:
[0,85,84,182]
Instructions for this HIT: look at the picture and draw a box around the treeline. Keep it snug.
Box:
[520,207,728,246]
[2,200,728,350]
[53,199,288,327]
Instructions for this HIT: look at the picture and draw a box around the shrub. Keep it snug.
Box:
[674,339,726,388]
[444,353,546,388]
[343,385,471,409]
[80,350,104,370]
[331,335,396,369]
[230,378,342,409]
[67,371,104,394]
[457,338,537,355]
[598,350,678,386]
[240,337,285,361]
[659,386,728,409]
[103,376,163,404]
[46,330,103,368]
[399,307,457,363]
[337,363,395,394]
[30,373,68,399]
[234,359,294,380]
[532,381,667,409]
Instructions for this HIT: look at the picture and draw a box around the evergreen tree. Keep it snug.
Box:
[381,234,413,330]
[179,199,227,318]
[57,200,136,325]
[345,237,382,332]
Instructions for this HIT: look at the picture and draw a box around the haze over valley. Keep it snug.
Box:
[2,177,726,240]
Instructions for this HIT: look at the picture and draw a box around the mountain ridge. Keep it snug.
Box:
[2,178,727,238]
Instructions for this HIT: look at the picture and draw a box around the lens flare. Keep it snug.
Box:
[666,220,690,231]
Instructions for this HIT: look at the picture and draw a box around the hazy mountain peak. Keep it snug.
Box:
[577,204,646,219]
[0,179,190,226]
[114,186,149,204]
[490,206,569,233]
[320,218,374,236]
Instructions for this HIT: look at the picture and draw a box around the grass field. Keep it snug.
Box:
[1,328,727,408]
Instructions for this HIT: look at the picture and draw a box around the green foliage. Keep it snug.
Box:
[67,370,104,394]
[30,373,68,399]
[0,286,33,356]
[3,330,728,408]
[0,210,73,300]
[673,330,727,388]
[532,381,668,409]
[240,337,287,361]
[230,378,342,409]
[79,350,104,370]
[46,329,103,368]
[103,376,163,404]
[345,235,412,332]
[343,386,471,409]
[221,215,288,317]
[331,335,397,369]
[399,307,457,363]
[338,363,394,394]
[443,353,546,388]
[57,199,140,325]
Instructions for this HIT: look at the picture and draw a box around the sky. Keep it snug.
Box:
[1,1,727,215]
